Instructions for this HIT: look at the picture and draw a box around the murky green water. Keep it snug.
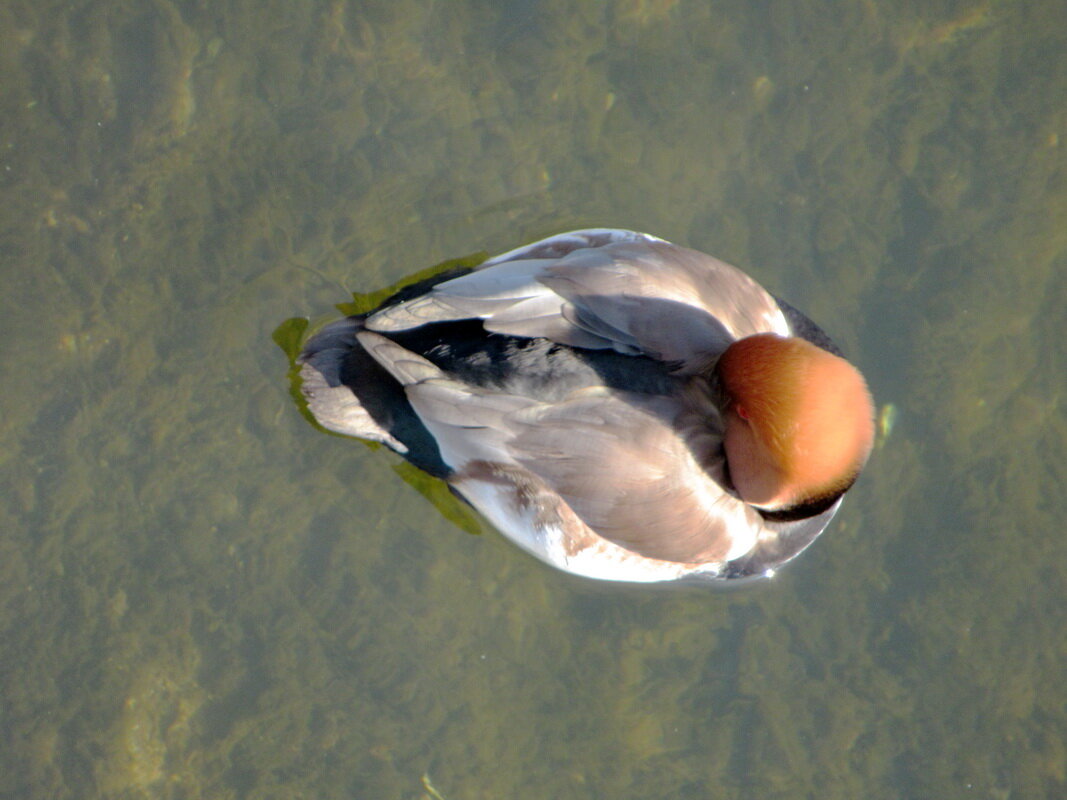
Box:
[1,1,1064,797]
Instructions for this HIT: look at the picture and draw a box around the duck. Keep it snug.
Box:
[297,229,874,584]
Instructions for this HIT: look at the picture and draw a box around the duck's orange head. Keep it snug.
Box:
[716,333,875,513]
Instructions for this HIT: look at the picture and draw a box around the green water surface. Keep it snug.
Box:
[0,1,1064,798]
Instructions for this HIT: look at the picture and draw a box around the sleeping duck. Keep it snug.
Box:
[298,229,874,584]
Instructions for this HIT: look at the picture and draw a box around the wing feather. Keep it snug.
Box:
[357,328,759,566]
[365,230,788,373]
[507,395,759,563]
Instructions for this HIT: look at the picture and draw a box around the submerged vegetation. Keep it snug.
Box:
[0,0,1063,797]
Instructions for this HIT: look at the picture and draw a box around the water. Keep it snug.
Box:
[1,1,1064,797]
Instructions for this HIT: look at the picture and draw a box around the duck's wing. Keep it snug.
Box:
[366,230,789,374]
[504,394,759,563]
[298,317,408,451]
[357,331,759,565]
[354,331,538,465]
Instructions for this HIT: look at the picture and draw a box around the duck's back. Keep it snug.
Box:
[296,230,845,583]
